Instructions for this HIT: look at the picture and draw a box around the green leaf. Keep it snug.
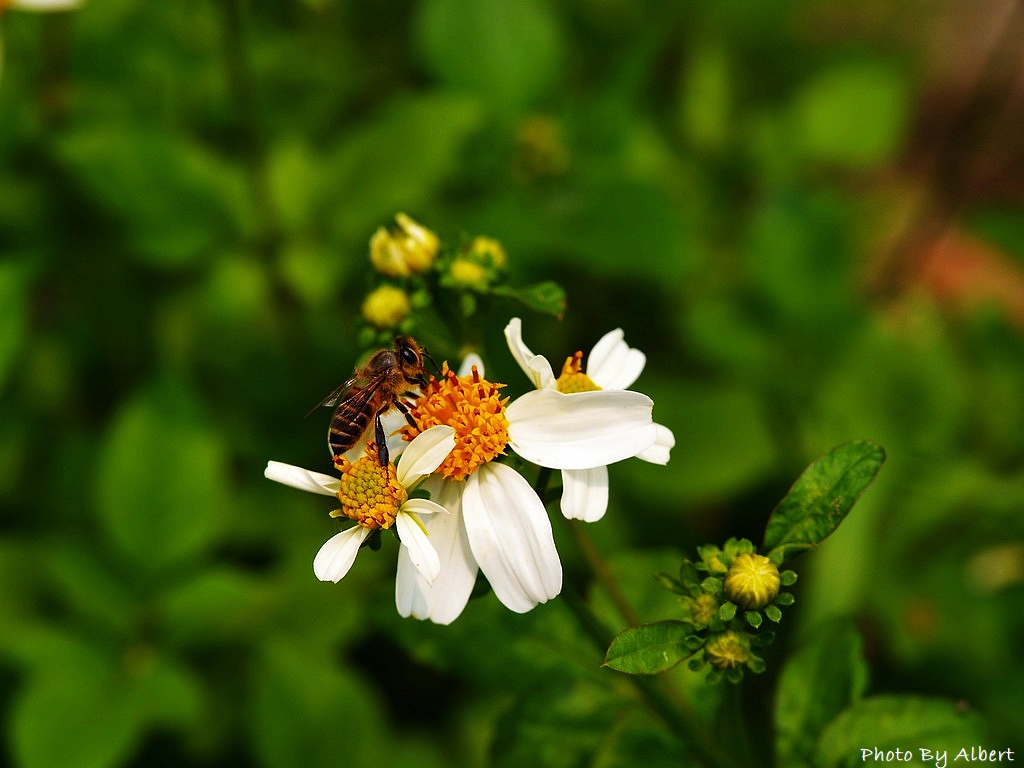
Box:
[793,61,909,168]
[42,543,135,636]
[95,383,231,572]
[56,128,251,267]
[250,638,383,768]
[813,696,987,768]
[603,620,696,675]
[763,440,886,562]
[775,619,868,768]
[416,0,563,110]
[490,281,566,319]
[157,567,266,648]
[10,638,202,768]
[325,94,483,242]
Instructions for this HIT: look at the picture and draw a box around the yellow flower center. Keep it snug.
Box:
[724,553,781,609]
[403,363,510,481]
[705,631,752,669]
[332,449,406,529]
[555,352,601,393]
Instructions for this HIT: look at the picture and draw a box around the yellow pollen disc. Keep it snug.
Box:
[403,363,510,481]
[334,455,406,529]
[555,351,601,394]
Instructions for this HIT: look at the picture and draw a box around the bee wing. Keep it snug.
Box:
[305,374,364,418]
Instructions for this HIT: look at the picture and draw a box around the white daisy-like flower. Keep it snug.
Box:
[504,317,675,523]
[394,350,660,624]
[264,425,456,584]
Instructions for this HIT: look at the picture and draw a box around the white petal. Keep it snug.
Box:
[636,423,675,465]
[313,527,370,582]
[457,353,485,378]
[396,425,455,487]
[462,464,561,613]
[401,497,447,517]
[9,0,81,10]
[504,317,555,390]
[507,389,658,470]
[395,479,477,624]
[395,510,441,583]
[587,328,646,390]
[264,461,339,496]
[560,466,609,522]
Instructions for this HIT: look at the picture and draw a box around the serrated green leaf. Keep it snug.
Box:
[775,619,868,768]
[814,696,987,768]
[491,281,566,319]
[603,620,696,675]
[95,383,231,572]
[764,440,885,562]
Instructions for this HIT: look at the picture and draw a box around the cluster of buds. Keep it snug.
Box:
[659,537,796,683]
[361,214,515,341]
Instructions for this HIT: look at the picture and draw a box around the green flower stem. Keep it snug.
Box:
[559,584,729,768]
[535,469,728,768]
[721,678,755,768]
[566,518,641,628]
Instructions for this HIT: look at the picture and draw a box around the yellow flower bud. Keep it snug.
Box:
[724,553,780,609]
[394,213,439,271]
[705,631,752,670]
[362,285,411,329]
[449,258,488,289]
[368,214,440,277]
[690,593,718,628]
[469,236,507,269]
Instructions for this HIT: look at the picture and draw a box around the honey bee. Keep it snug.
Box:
[311,336,432,467]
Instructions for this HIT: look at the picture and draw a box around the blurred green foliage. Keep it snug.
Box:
[1,0,1023,766]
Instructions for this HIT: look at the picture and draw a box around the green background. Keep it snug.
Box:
[1,0,1022,766]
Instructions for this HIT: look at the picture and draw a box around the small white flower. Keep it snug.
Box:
[394,349,661,624]
[265,425,455,585]
[505,317,675,522]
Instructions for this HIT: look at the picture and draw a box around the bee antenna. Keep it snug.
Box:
[423,349,440,374]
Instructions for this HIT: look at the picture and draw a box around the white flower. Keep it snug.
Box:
[504,317,675,523]
[265,425,456,585]
[394,351,660,624]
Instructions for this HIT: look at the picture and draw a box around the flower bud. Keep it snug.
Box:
[724,553,780,609]
[369,213,439,277]
[705,631,752,670]
[362,285,411,329]
[469,236,507,269]
[448,258,489,289]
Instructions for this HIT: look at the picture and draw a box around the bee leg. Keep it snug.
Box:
[374,412,390,467]
[395,398,419,429]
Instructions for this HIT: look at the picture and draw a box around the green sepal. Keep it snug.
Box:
[687,658,705,672]
[725,668,744,684]
[745,611,763,628]
[775,592,795,606]
[718,602,737,622]
[780,570,798,586]
[702,577,723,595]
[763,440,886,563]
[765,605,783,623]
